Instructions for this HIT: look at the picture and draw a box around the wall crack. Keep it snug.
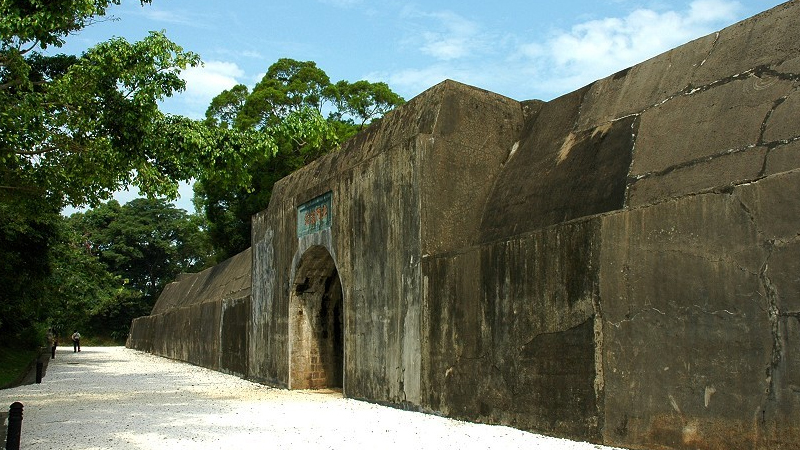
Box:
[758,248,782,414]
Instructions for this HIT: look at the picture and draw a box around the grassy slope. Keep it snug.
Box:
[0,347,39,389]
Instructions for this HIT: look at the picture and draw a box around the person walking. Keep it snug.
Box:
[47,329,57,359]
[71,330,81,352]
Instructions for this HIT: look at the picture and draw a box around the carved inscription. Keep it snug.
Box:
[297,192,333,238]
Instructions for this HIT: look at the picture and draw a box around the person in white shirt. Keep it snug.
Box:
[71,331,81,352]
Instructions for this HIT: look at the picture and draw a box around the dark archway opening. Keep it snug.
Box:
[290,246,344,390]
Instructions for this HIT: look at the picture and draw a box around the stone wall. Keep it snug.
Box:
[423,220,603,440]
[424,3,800,447]
[249,81,522,403]
[127,249,251,377]
[128,2,800,449]
[428,3,799,448]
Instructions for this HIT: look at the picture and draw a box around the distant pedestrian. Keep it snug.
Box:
[48,329,57,359]
[72,331,81,352]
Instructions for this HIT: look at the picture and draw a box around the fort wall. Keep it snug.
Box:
[127,249,251,376]
[128,2,800,448]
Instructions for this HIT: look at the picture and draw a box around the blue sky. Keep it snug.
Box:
[58,0,786,212]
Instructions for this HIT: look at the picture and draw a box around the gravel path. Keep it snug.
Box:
[1,347,624,449]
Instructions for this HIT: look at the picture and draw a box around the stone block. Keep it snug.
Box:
[576,33,716,131]
[419,133,513,255]
[736,170,800,242]
[150,248,251,315]
[765,140,800,176]
[764,87,800,144]
[633,77,794,176]
[776,54,800,74]
[481,91,633,242]
[220,296,251,376]
[600,192,773,449]
[765,241,800,313]
[693,1,800,86]
[424,219,601,441]
[627,146,766,206]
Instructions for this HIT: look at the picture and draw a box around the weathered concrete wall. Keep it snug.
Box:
[432,2,800,448]
[599,175,798,449]
[250,81,523,404]
[422,220,603,440]
[418,1,800,447]
[127,249,251,377]
[129,2,800,449]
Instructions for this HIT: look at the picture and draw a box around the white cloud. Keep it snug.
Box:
[136,7,202,27]
[386,0,746,102]
[688,0,742,23]
[156,61,243,119]
[402,9,489,62]
[181,60,244,99]
[163,61,243,118]
[515,0,743,98]
[421,35,470,60]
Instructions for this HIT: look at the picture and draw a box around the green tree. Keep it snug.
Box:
[197,59,405,260]
[73,198,212,301]
[327,80,405,128]
[2,0,204,207]
[55,198,211,340]
[205,83,249,129]
[0,0,202,343]
[196,105,341,260]
[46,218,122,339]
[0,194,60,345]
[237,58,331,129]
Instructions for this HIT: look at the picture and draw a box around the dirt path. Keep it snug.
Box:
[0,347,623,449]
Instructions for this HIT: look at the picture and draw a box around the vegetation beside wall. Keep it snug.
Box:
[0,347,39,389]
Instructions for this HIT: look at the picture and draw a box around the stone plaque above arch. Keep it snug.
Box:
[297,191,332,238]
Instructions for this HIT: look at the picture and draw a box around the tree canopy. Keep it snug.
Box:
[0,0,211,342]
[1,0,208,207]
[197,58,405,260]
[46,198,213,340]
[0,2,405,345]
[328,79,405,128]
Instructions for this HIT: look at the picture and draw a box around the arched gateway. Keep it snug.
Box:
[288,245,344,390]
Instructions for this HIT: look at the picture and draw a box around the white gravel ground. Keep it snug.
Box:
[1,346,625,449]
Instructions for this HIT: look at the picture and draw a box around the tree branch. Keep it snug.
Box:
[0,184,45,194]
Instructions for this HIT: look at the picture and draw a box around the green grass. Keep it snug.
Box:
[0,347,39,389]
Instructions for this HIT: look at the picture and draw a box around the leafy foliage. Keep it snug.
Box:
[1,1,152,50]
[0,0,212,343]
[61,198,213,339]
[0,194,60,342]
[45,216,122,338]
[73,199,212,297]
[238,58,330,129]
[205,83,248,129]
[1,29,201,207]
[197,58,405,260]
[0,2,406,347]
[328,80,405,128]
